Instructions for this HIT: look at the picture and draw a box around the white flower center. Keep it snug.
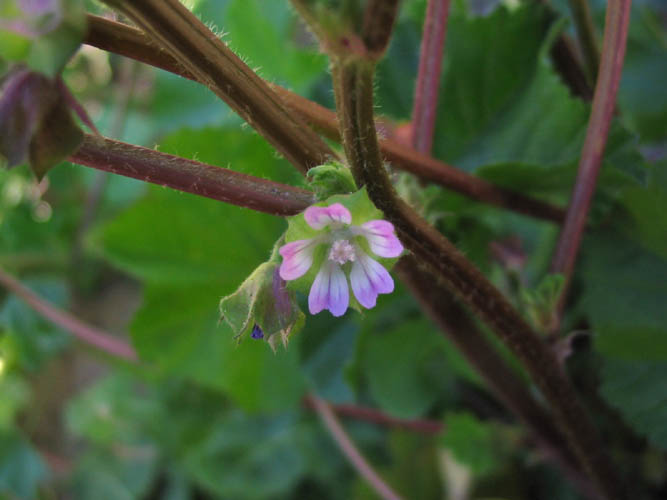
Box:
[328,239,356,265]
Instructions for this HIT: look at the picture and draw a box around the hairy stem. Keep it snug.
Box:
[308,394,404,500]
[411,0,450,154]
[396,257,601,500]
[332,56,623,499]
[82,15,566,224]
[551,0,632,312]
[100,0,335,174]
[0,268,138,362]
[69,134,315,216]
[568,0,601,82]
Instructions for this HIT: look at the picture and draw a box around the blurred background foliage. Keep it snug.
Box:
[0,0,666,498]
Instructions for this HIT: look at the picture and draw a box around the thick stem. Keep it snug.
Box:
[567,0,601,82]
[100,0,335,174]
[411,0,450,154]
[396,257,602,500]
[362,0,401,57]
[551,0,632,309]
[0,268,138,362]
[69,134,315,216]
[332,57,623,500]
[82,15,566,224]
[308,394,404,500]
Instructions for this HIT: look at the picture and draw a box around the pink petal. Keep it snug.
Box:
[279,239,316,280]
[350,252,394,309]
[360,220,403,258]
[308,262,349,317]
[304,203,352,230]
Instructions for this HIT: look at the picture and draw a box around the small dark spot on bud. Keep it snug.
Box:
[251,324,264,339]
[341,37,350,47]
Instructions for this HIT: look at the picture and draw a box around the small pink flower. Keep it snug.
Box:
[279,203,403,317]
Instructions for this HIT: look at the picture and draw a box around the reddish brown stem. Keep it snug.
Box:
[82,15,565,224]
[362,0,401,57]
[395,257,601,500]
[551,0,632,306]
[275,88,566,223]
[411,0,450,154]
[69,134,315,216]
[332,55,623,499]
[308,394,404,500]
[303,395,443,435]
[0,268,138,362]
[100,0,335,174]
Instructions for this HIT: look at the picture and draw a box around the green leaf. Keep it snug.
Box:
[361,317,457,418]
[433,4,551,166]
[179,412,307,499]
[430,4,647,200]
[581,230,667,361]
[0,278,70,371]
[440,412,500,476]
[600,358,667,451]
[618,161,667,259]
[618,7,667,142]
[66,373,161,447]
[69,448,157,500]
[0,431,47,499]
[131,283,305,412]
[90,128,289,285]
[0,375,29,430]
[90,185,282,285]
[223,0,327,92]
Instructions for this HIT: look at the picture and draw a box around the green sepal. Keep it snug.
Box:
[306,161,356,199]
[519,273,565,332]
[219,260,305,350]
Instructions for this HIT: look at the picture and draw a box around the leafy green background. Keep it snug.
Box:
[0,0,666,498]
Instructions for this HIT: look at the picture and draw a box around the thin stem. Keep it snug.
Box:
[303,395,443,434]
[308,394,404,500]
[100,0,335,174]
[69,134,315,216]
[568,0,601,82]
[551,0,632,310]
[82,15,566,224]
[411,0,451,154]
[0,268,138,362]
[332,56,623,499]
